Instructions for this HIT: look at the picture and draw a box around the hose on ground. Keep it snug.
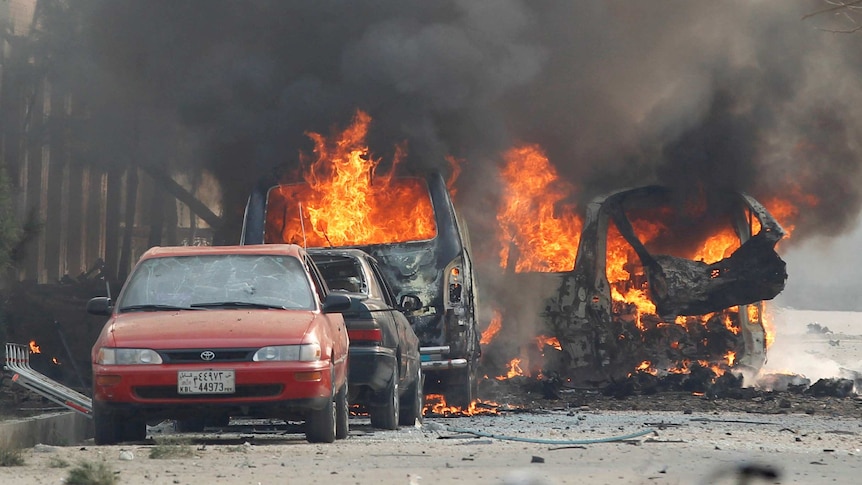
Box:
[443,426,656,445]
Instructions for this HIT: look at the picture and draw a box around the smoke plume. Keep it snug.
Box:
[40,1,862,309]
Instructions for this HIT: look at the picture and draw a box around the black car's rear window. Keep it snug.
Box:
[118,254,315,311]
[311,254,367,294]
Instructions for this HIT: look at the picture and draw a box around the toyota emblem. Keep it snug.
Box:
[200,350,216,361]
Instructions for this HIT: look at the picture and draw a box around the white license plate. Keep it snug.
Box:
[177,370,235,394]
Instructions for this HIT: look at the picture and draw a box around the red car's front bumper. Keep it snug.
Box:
[93,360,334,420]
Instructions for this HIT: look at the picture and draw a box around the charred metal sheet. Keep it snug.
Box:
[606,187,787,318]
[538,186,785,384]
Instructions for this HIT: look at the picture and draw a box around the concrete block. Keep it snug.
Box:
[0,412,93,449]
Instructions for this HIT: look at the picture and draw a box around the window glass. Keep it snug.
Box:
[312,255,367,294]
[119,254,315,310]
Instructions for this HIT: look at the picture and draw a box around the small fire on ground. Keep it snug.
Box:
[423,394,501,417]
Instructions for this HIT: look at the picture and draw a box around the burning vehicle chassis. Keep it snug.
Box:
[523,186,787,388]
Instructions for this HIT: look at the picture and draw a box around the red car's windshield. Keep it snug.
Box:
[118,254,315,311]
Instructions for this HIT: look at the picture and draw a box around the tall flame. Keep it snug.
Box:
[497,144,582,272]
[761,183,819,239]
[480,309,503,346]
[264,110,437,246]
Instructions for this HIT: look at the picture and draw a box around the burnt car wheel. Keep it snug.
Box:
[370,365,399,430]
[335,382,349,440]
[399,366,424,426]
[445,356,478,409]
[93,402,119,445]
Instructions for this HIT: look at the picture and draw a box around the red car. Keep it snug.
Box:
[87,244,351,445]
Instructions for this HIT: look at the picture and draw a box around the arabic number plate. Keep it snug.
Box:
[177,370,235,394]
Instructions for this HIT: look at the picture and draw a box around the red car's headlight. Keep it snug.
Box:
[97,348,163,365]
[253,344,321,362]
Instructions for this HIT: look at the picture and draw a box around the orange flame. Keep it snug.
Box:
[761,183,819,239]
[263,110,437,246]
[630,360,658,377]
[445,154,464,198]
[535,335,562,351]
[29,340,41,354]
[762,304,776,349]
[480,309,503,346]
[423,394,499,416]
[497,144,582,272]
[725,351,736,366]
[496,358,524,380]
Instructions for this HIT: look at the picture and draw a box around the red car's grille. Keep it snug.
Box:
[159,349,256,363]
[133,384,283,400]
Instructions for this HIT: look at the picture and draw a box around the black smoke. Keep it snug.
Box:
[37,0,862,302]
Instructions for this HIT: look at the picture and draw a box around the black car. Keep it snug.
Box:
[308,248,424,429]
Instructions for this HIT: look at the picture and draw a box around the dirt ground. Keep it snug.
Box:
[2,404,862,485]
[3,302,862,483]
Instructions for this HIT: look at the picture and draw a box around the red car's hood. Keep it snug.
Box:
[104,309,317,349]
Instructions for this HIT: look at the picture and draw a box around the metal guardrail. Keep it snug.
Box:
[3,343,93,418]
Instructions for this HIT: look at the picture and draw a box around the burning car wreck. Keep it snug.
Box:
[503,185,787,389]
[242,172,481,408]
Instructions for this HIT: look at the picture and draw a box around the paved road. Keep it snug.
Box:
[3,409,861,484]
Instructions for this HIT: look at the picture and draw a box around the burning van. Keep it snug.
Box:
[513,185,788,387]
[241,172,481,408]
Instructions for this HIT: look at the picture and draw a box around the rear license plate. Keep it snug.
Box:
[178,370,235,394]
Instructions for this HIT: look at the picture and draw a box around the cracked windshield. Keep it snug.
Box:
[119,255,315,311]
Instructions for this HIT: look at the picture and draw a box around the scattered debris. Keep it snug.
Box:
[807,323,833,334]
[805,378,855,398]
[756,373,811,392]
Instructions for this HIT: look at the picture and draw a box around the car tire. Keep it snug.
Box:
[93,402,118,445]
[306,396,336,443]
[335,382,349,440]
[120,416,147,442]
[399,366,424,426]
[370,365,399,430]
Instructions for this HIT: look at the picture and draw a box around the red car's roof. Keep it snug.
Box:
[139,244,305,260]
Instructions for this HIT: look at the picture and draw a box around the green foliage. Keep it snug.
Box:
[0,445,25,466]
[65,460,118,485]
